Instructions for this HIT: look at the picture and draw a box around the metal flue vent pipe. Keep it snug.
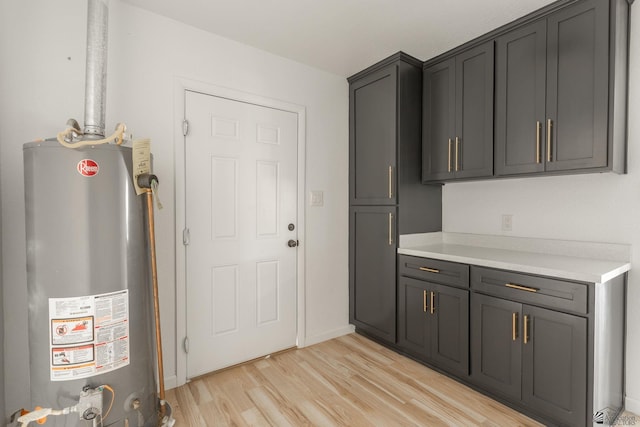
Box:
[83,0,109,137]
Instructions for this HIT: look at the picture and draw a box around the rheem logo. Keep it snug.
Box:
[77,159,99,177]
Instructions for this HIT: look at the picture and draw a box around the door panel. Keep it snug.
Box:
[471,293,522,400]
[546,0,609,171]
[455,42,494,179]
[397,276,430,358]
[349,206,397,343]
[185,90,298,378]
[423,58,455,181]
[495,20,547,175]
[431,283,469,375]
[350,65,397,205]
[523,305,587,426]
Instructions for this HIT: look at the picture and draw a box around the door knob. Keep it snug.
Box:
[288,239,298,248]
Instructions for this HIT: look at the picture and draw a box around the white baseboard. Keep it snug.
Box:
[625,395,640,415]
[164,375,178,391]
[302,324,355,347]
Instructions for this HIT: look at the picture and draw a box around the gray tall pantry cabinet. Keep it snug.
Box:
[348,52,442,344]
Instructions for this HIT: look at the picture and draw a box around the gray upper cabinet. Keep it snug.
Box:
[545,0,609,172]
[495,20,547,175]
[495,0,629,176]
[423,42,494,182]
[422,58,455,181]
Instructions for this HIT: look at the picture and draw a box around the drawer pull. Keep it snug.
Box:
[419,267,440,273]
[512,312,518,341]
[524,315,530,344]
[505,283,538,293]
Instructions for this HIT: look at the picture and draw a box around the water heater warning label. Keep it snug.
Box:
[48,290,130,381]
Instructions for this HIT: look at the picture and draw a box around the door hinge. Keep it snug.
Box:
[182,119,189,136]
[183,228,190,246]
[183,336,189,354]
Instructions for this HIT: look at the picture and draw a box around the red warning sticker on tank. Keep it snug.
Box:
[77,159,99,177]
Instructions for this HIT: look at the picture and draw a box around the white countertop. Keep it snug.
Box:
[398,233,631,284]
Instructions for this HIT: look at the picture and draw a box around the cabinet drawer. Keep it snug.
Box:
[471,266,588,314]
[399,255,469,289]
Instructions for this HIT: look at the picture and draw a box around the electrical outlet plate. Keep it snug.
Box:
[502,214,513,232]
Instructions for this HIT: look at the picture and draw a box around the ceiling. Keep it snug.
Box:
[120,0,557,77]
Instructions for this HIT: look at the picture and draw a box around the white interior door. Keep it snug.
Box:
[185,90,298,378]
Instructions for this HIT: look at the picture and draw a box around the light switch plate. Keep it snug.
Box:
[310,190,324,207]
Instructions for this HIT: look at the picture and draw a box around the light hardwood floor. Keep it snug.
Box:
[166,333,551,426]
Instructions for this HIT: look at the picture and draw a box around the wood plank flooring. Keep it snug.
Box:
[167,333,549,426]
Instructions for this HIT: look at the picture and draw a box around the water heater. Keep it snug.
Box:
[23,141,158,426]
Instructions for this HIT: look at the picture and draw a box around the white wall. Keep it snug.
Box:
[443,4,640,413]
[0,0,349,412]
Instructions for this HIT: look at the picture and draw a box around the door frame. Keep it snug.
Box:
[173,77,307,387]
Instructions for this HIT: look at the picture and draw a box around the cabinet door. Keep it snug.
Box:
[431,283,469,376]
[349,206,397,343]
[495,20,547,176]
[471,293,522,401]
[455,41,494,180]
[545,0,609,172]
[522,305,587,427]
[422,58,455,182]
[349,64,397,205]
[397,276,430,358]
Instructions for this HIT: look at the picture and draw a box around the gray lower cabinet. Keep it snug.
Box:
[349,206,397,343]
[471,293,523,400]
[398,277,469,376]
[522,305,587,426]
[392,257,625,426]
[471,293,587,426]
[471,265,623,427]
[397,255,470,376]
